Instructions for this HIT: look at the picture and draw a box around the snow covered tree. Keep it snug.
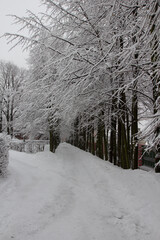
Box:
[0,61,26,137]
[138,0,160,158]
[4,0,160,169]
[150,0,160,155]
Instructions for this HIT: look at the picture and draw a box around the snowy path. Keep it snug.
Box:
[0,143,160,240]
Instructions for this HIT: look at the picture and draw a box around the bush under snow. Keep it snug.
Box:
[155,159,160,173]
[0,134,9,176]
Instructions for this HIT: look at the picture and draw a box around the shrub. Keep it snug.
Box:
[0,134,9,176]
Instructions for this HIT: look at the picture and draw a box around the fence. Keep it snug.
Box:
[10,140,49,153]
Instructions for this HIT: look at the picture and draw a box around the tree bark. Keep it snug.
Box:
[0,98,2,133]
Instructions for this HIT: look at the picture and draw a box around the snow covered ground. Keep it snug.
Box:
[0,143,160,240]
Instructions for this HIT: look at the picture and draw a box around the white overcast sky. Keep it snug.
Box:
[0,0,44,68]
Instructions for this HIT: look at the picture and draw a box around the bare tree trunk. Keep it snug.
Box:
[6,99,10,135]
[96,118,103,159]
[104,127,108,161]
[119,90,130,169]
[91,126,95,155]
[0,97,2,133]
[109,96,117,164]
[131,81,138,169]
[10,99,14,138]
[74,117,79,147]
[131,1,139,169]
[49,129,54,152]
[117,36,130,169]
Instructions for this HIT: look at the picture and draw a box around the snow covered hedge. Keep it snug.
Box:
[0,134,9,176]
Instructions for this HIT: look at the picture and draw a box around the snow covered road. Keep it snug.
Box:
[0,143,160,240]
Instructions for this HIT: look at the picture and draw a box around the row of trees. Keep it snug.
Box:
[4,0,160,169]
